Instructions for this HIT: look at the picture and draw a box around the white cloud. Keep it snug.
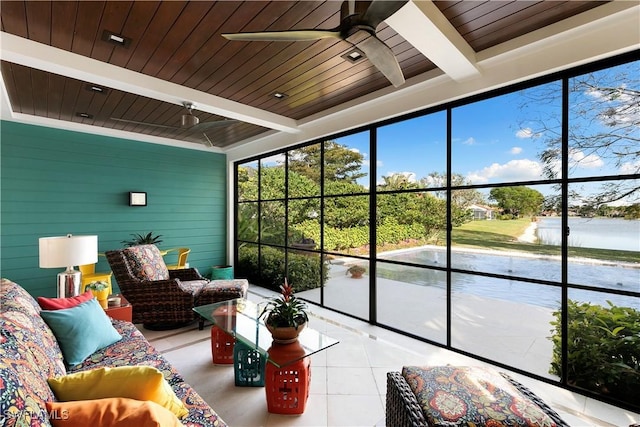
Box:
[261,153,285,165]
[568,149,603,168]
[620,159,640,174]
[516,128,534,138]
[510,147,523,155]
[467,159,544,184]
[462,137,476,145]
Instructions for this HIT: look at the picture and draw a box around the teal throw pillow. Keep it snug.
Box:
[41,298,122,367]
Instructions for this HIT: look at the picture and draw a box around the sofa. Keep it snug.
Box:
[386,366,569,427]
[0,278,227,426]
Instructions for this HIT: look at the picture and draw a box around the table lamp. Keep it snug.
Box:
[39,234,98,298]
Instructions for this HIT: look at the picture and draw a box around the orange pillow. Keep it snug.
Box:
[45,398,182,427]
[38,291,94,310]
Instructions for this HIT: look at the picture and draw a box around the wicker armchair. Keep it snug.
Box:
[386,369,570,427]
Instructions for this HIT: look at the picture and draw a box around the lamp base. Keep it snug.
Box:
[57,268,82,298]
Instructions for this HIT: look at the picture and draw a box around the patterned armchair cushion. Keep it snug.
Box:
[123,245,170,281]
[401,365,557,427]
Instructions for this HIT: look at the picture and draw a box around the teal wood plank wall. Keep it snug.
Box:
[1,121,228,297]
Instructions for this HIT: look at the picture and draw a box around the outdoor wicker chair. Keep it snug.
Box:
[386,367,570,427]
[106,245,248,330]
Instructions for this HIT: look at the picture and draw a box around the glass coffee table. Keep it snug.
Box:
[193,298,339,414]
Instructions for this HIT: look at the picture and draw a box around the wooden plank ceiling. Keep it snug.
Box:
[0,1,606,148]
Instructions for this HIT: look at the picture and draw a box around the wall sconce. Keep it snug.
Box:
[39,234,98,297]
[129,192,147,206]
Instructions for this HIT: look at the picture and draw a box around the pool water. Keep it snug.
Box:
[378,248,639,310]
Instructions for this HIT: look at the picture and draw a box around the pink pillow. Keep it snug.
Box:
[38,290,94,310]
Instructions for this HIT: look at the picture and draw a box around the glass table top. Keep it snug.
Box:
[193,298,339,367]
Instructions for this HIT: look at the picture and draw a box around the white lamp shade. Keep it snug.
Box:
[39,235,98,268]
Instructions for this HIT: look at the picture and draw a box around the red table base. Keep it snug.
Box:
[211,325,235,364]
[265,343,310,414]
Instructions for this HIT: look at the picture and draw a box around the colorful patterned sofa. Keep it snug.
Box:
[386,365,570,427]
[0,278,227,426]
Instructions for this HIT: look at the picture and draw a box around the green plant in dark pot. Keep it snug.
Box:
[261,278,309,344]
[122,232,163,247]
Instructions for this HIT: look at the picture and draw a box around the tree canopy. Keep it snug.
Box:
[489,186,544,218]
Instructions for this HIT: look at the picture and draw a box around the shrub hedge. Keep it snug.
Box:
[237,245,328,293]
[549,300,640,406]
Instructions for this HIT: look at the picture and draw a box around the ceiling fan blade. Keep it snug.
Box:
[354,32,405,87]
[111,117,178,130]
[222,30,341,42]
[192,119,239,131]
[362,0,407,29]
[201,133,214,148]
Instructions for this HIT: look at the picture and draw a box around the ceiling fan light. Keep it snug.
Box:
[272,92,288,100]
[181,114,199,128]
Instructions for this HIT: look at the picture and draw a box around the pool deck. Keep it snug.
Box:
[298,264,556,379]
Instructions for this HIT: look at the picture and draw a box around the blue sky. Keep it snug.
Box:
[335,63,638,204]
[256,61,638,205]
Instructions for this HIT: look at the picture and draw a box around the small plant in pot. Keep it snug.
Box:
[121,232,163,247]
[261,278,309,344]
[346,264,366,279]
[85,280,110,308]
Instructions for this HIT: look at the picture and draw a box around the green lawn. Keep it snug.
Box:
[451,218,639,264]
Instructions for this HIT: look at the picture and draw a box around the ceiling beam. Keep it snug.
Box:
[227,1,639,161]
[0,32,300,134]
[386,0,480,81]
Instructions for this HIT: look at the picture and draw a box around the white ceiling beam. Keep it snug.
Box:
[0,32,300,134]
[385,0,480,81]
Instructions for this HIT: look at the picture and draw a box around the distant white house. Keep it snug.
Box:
[469,204,495,220]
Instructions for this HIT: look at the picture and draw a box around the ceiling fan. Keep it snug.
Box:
[222,0,407,87]
[111,102,238,146]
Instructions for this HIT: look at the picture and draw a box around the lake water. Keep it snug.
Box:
[537,217,639,251]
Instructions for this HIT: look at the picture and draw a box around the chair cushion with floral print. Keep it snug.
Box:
[123,245,170,281]
[401,365,557,427]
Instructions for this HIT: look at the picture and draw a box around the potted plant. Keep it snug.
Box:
[346,264,366,279]
[260,278,309,344]
[85,280,110,308]
[290,235,316,251]
[122,232,163,247]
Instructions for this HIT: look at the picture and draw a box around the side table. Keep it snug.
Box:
[104,295,132,322]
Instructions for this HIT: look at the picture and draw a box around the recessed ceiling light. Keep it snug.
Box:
[76,112,93,119]
[85,84,108,95]
[272,92,288,100]
[342,48,365,63]
[101,30,131,48]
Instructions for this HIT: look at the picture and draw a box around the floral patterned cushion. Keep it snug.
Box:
[401,366,557,427]
[1,279,64,427]
[0,278,227,427]
[123,245,169,281]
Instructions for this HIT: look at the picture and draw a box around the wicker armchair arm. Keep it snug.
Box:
[122,279,195,304]
[386,372,428,427]
[169,267,206,281]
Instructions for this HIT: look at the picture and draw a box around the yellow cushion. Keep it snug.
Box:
[47,366,188,418]
[45,398,182,427]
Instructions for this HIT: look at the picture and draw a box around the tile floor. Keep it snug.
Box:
[142,286,639,427]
